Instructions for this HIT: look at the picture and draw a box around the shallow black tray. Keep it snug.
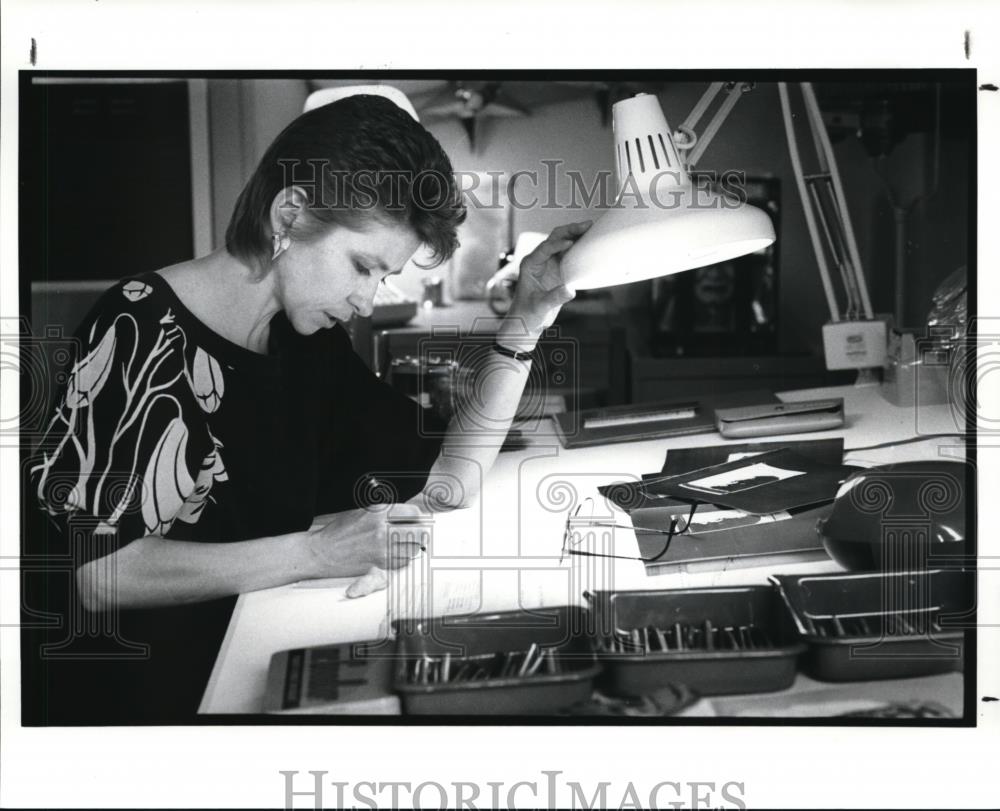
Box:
[391,605,600,715]
[585,586,805,696]
[771,569,971,681]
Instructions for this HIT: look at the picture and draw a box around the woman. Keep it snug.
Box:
[24,94,590,723]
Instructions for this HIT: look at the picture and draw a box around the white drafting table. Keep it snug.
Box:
[200,383,967,715]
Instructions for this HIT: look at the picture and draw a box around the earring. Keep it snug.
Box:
[271,231,290,260]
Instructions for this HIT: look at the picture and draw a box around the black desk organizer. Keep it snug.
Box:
[771,569,970,681]
[391,606,600,715]
[585,586,805,696]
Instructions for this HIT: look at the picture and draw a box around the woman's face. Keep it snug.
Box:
[274,218,422,334]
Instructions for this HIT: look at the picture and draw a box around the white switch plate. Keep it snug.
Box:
[822,319,888,370]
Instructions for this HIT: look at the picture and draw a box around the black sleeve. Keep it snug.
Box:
[317,327,447,512]
[28,279,214,566]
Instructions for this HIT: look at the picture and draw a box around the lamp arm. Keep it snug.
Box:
[779,82,842,323]
[801,83,874,319]
[674,81,725,150]
[674,80,876,325]
[675,81,755,168]
[779,82,877,323]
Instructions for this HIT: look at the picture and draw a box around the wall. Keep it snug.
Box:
[207,79,311,249]
[423,97,612,237]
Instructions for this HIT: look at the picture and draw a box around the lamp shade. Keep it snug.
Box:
[304,85,420,121]
[561,94,776,290]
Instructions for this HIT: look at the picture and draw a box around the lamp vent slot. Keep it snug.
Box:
[624,140,633,174]
[647,134,660,170]
[658,133,672,168]
[634,138,645,173]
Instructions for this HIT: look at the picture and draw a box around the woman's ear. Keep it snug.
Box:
[268,185,311,235]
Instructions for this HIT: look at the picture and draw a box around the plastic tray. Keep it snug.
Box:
[771,569,970,681]
[391,605,600,715]
[585,586,805,696]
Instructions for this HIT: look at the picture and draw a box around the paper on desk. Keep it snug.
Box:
[291,567,481,610]
[844,436,966,468]
[290,505,576,619]
[389,568,485,619]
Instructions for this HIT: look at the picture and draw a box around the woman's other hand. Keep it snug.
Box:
[506,220,593,337]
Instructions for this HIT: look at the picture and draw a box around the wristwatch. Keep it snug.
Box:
[492,340,537,363]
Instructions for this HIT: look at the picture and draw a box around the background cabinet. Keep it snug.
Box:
[629,351,837,402]
[354,297,628,411]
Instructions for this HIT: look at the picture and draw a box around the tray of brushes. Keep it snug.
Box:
[770,569,971,681]
[585,586,805,696]
[392,605,600,715]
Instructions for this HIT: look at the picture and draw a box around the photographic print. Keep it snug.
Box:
[13,70,974,726]
[684,506,791,533]
[680,461,807,495]
[1,3,994,810]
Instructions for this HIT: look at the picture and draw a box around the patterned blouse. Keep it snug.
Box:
[24,272,445,723]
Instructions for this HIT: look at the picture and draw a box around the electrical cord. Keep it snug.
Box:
[845,433,966,453]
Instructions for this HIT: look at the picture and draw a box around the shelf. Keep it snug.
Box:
[630,351,831,401]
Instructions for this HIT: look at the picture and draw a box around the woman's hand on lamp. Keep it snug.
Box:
[504,220,593,339]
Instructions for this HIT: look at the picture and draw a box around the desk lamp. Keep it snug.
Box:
[563,85,887,375]
[304,84,420,120]
[560,93,777,290]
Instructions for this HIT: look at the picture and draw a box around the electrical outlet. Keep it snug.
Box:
[822,319,888,370]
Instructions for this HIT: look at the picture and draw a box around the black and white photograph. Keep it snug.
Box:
[679,460,806,495]
[656,506,791,534]
[1,2,997,810]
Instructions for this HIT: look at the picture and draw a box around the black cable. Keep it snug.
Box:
[845,433,966,453]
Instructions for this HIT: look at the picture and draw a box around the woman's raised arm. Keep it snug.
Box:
[414,221,592,511]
